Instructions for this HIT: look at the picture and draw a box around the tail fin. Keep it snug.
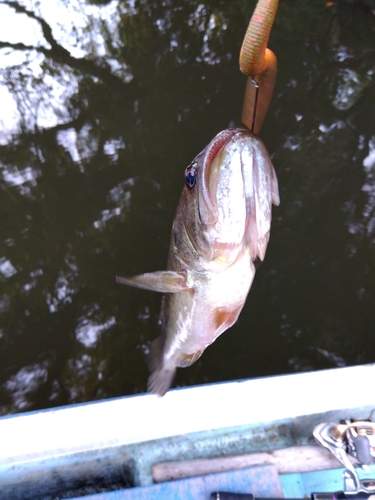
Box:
[147,336,176,396]
[147,367,176,397]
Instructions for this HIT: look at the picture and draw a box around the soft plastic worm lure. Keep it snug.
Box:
[239,0,279,134]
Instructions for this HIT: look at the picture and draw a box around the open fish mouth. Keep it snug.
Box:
[240,131,280,260]
[198,128,244,226]
[198,127,280,259]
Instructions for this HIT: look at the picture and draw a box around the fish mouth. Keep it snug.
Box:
[240,131,280,261]
[198,127,280,260]
[199,127,245,226]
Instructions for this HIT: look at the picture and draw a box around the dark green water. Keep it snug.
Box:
[0,0,374,414]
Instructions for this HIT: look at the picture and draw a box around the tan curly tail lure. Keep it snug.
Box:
[240,0,279,135]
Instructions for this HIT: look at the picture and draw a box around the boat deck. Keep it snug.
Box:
[65,463,375,500]
[0,364,374,500]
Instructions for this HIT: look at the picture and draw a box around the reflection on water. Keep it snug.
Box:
[0,0,374,414]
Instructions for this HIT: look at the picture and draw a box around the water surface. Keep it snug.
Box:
[0,0,374,414]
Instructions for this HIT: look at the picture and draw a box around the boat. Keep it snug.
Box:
[1,363,375,500]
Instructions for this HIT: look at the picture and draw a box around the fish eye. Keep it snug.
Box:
[184,162,197,190]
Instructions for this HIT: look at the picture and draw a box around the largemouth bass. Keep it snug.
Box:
[117,127,279,396]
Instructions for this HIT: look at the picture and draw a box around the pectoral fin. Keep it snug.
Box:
[116,271,191,293]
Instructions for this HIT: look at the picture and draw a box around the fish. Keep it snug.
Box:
[116,127,280,396]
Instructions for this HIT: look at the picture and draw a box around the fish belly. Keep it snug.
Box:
[166,248,255,365]
[148,249,255,396]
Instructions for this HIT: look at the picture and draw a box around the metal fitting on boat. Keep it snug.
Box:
[313,415,375,494]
